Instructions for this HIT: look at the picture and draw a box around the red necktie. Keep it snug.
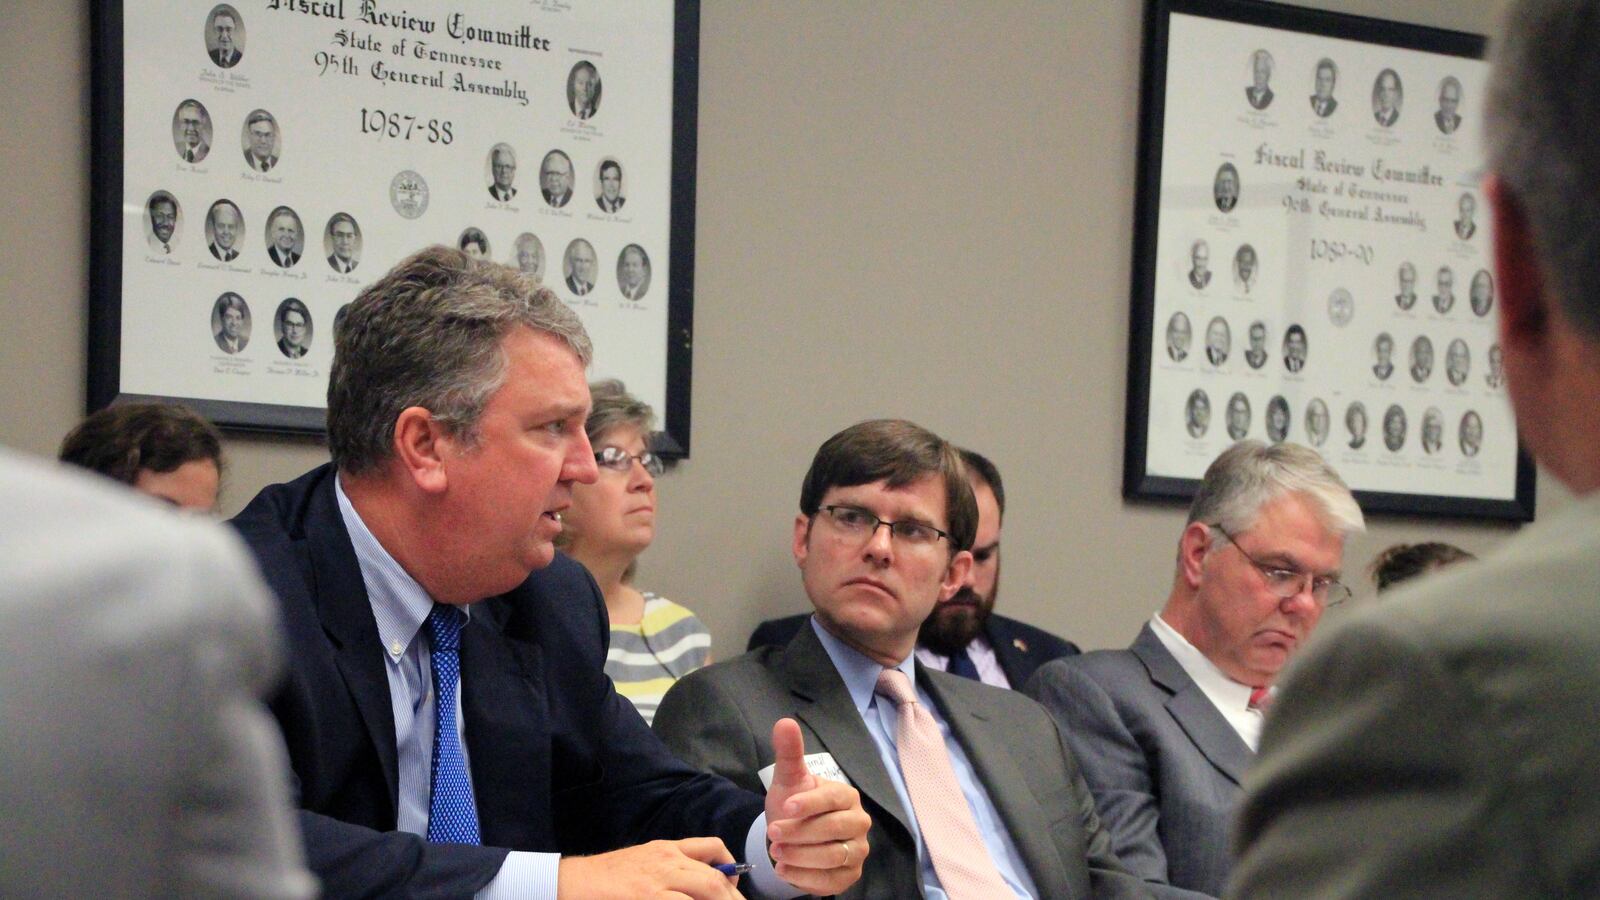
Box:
[1248,686,1272,712]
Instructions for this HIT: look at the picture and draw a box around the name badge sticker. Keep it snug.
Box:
[759,752,850,789]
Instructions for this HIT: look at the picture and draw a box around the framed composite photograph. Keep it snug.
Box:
[90,0,702,455]
[1123,0,1536,520]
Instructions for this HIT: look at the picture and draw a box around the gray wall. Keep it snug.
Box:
[2,0,1539,656]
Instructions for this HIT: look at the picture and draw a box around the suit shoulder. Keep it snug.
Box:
[929,667,1052,722]
[990,613,1080,656]
[1029,647,1141,692]
[748,613,809,651]
[674,645,785,693]
[229,464,335,548]
[658,646,785,727]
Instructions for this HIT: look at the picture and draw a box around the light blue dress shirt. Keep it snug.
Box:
[336,478,786,898]
[810,617,1038,900]
[335,478,556,898]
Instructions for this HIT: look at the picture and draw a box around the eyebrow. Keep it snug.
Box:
[835,499,943,530]
[1254,545,1341,580]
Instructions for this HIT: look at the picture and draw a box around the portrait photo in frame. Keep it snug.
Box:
[89,1,701,457]
[1123,0,1534,520]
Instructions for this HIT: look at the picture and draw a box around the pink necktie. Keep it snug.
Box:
[874,668,1014,899]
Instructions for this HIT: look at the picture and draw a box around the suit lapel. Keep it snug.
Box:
[781,626,914,840]
[923,667,1074,896]
[301,479,402,813]
[985,617,1026,687]
[461,605,552,848]
[1132,625,1253,786]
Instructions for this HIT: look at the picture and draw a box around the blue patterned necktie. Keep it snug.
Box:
[947,645,981,681]
[425,604,480,845]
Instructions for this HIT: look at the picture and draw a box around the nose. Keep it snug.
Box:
[1280,577,1321,615]
[628,457,655,491]
[565,430,599,485]
[860,521,895,565]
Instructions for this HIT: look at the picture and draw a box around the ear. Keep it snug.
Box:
[792,513,812,568]
[1486,174,1549,351]
[938,550,974,601]
[1177,521,1213,589]
[392,406,451,495]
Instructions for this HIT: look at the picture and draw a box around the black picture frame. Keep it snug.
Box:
[89,1,702,458]
[1122,0,1535,521]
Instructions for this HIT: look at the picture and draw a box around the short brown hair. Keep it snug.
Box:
[1370,542,1475,593]
[799,419,977,552]
[60,403,223,485]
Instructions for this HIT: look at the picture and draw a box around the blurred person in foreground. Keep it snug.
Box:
[558,379,710,725]
[59,401,224,512]
[1230,3,1600,894]
[0,446,311,897]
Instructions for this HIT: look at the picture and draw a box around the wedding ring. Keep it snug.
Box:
[840,839,853,867]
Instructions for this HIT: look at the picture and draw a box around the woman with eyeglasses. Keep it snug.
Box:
[558,380,709,724]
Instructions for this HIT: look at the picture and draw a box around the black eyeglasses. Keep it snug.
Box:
[818,505,949,547]
[595,446,664,476]
[1210,523,1350,607]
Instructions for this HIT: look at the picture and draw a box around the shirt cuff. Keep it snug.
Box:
[743,813,805,900]
[476,851,560,900]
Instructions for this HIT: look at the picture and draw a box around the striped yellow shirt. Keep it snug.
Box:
[605,593,711,725]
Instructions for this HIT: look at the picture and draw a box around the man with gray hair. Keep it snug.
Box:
[230,246,870,899]
[1027,441,1363,897]
[1230,2,1600,895]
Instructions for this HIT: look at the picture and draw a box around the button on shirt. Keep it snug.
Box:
[1149,613,1266,750]
[916,634,1011,689]
[334,478,555,899]
[810,618,1037,900]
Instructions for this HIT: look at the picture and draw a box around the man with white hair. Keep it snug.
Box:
[488,144,517,202]
[1230,2,1600,894]
[1027,441,1364,897]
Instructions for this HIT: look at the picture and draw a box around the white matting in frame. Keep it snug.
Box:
[92,0,700,451]
[1122,0,1533,520]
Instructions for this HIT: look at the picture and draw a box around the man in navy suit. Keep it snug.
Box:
[748,448,1079,689]
[233,245,870,899]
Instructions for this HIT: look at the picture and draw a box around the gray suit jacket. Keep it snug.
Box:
[1027,624,1250,897]
[655,622,1157,898]
[0,449,313,898]
[1230,494,1600,898]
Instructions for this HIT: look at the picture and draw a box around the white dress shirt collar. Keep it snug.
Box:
[1150,613,1264,750]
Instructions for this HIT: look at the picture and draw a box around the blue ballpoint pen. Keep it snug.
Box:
[713,862,755,877]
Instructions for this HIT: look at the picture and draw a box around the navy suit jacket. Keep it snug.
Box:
[232,464,764,899]
[747,611,1079,689]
